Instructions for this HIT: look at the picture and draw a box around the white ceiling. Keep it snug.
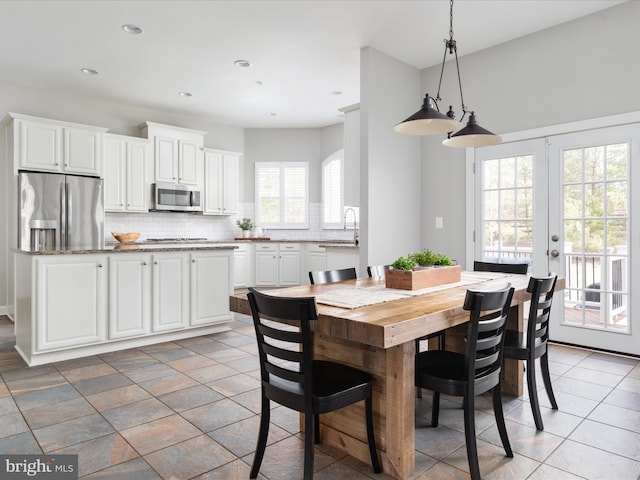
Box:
[0,0,626,128]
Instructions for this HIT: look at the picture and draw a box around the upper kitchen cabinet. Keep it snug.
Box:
[202,148,240,215]
[139,121,205,186]
[104,133,150,213]
[4,113,107,177]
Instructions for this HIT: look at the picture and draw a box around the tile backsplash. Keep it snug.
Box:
[105,203,355,242]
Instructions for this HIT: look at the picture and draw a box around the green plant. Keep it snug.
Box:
[236,217,254,231]
[409,249,437,267]
[391,256,416,271]
[433,253,453,266]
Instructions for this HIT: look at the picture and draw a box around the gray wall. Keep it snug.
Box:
[360,47,422,268]
[419,1,640,266]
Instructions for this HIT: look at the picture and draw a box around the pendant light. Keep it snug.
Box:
[394,0,501,148]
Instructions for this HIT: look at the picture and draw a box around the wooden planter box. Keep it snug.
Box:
[385,265,461,290]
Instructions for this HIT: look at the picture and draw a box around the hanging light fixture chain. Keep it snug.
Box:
[449,0,454,40]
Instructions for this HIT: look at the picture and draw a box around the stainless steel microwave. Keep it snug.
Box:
[152,183,202,212]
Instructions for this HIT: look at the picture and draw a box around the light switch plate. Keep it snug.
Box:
[435,217,443,229]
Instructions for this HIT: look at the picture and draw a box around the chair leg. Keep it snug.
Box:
[415,339,423,399]
[540,352,559,410]
[303,412,314,480]
[365,396,382,473]
[492,386,513,457]
[314,414,320,444]
[526,358,544,431]
[431,391,440,427]
[463,395,480,480]
[250,395,270,479]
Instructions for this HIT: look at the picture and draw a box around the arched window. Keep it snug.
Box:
[322,150,343,228]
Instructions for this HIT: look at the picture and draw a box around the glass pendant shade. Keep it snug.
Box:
[393,94,462,135]
[442,112,502,147]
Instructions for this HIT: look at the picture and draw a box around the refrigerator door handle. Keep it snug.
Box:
[60,181,67,249]
[65,182,71,248]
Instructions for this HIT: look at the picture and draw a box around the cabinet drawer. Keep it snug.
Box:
[279,243,301,252]
[255,243,278,252]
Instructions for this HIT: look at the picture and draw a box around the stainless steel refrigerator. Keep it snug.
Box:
[19,171,104,251]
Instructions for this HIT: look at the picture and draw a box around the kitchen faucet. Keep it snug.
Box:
[344,207,359,246]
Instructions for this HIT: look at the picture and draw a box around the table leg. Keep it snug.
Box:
[502,304,524,397]
[313,333,416,480]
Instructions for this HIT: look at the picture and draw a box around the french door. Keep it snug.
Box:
[474,124,640,355]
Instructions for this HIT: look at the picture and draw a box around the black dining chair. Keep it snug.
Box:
[309,267,357,285]
[474,260,529,275]
[503,275,558,431]
[415,283,515,480]
[247,287,381,479]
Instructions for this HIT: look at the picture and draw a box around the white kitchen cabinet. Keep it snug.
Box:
[104,134,150,212]
[140,122,205,186]
[151,253,189,332]
[108,254,150,339]
[233,242,252,288]
[305,244,327,283]
[254,243,300,287]
[279,243,301,286]
[35,255,106,351]
[203,149,240,215]
[254,243,279,286]
[190,251,234,326]
[8,113,107,176]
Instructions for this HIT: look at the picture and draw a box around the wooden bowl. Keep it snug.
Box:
[112,232,140,244]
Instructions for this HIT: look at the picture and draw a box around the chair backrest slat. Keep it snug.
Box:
[367,265,390,279]
[474,260,528,275]
[309,267,357,285]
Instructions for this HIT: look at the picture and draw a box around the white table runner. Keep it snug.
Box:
[315,271,511,309]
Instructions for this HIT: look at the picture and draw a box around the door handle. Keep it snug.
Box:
[550,249,559,257]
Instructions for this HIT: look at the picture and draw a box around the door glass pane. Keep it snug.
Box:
[481,155,533,265]
[561,142,629,332]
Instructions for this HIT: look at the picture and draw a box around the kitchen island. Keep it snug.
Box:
[13,243,236,366]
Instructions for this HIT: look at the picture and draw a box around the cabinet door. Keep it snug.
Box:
[19,120,62,171]
[254,250,278,286]
[36,256,105,351]
[307,253,327,281]
[108,255,150,339]
[190,252,232,326]
[151,254,189,332]
[279,246,301,286]
[203,151,223,214]
[222,154,239,214]
[234,250,248,288]
[64,127,101,175]
[178,140,199,185]
[127,141,148,212]
[104,138,126,212]
[155,136,177,182]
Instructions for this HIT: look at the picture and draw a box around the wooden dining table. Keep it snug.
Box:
[229,271,564,480]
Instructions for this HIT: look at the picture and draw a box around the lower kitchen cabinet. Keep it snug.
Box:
[35,254,106,351]
[254,243,300,287]
[14,247,235,366]
[233,242,251,288]
[108,254,150,339]
[190,252,234,326]
[151,253,189,332]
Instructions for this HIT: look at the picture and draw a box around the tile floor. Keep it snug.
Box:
[1,313,640,479]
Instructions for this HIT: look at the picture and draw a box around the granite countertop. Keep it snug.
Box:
[13,238,357,255]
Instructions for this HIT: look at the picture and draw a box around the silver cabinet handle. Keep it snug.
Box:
[154,261,159,265]
[142,261,147,266]
[192,259,196,263]
[98,263,103,268]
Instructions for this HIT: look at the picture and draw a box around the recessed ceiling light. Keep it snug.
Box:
[81,68,99,75]
[122,24,143,35]
[234,60,251,68]
[256,81,263,87]
[178,91,192,97]
[265,112,277,117]
[331,90,343,96]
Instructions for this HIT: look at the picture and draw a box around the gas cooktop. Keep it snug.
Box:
[147,237,207,242]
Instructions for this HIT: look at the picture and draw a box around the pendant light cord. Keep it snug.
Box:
[435,0,468,121]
